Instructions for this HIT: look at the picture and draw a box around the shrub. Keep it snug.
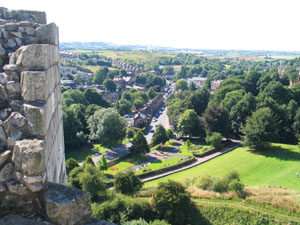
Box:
[206,132,223,148]
[225,170,240,182]
[166,129,175,140]
[212,178,228,193]
[152,180,199,225]
[66,158,79,175]
[68,166,83,189]
[92,195,156,224]
[186,139,192,147]
[83,155,95,167]
[114,170,143,195]
[78,165,107,201]
[229,179,244,192]
[127,127,135,139]
[97,154,108,171]
[196,175,215,190]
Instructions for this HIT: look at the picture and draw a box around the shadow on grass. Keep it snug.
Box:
[157,147,180,153]
[250,145,300,161]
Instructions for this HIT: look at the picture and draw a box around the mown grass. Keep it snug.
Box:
[135,157,183,175]
[179,140,212,156]
[83,65,117,73]
[144,144,300,191]
[150,141,176,151]
[105,155,147,176]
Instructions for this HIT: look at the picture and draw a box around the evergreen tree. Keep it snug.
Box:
[130,131,150,155]
[152,124,169,146]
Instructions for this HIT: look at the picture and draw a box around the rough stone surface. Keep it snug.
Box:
[0,125,6,147]
[22,104,45,137]
[13,44,59,70]
[0,215,53,225]
[0,163,13,181]
[45,182,92,225]
[7,130,22,148]
[6,81,21,97]
[6,39,16,48]
[6,179,30,195]
[0,108,11,120]
[35,23,58,46]
[3,112,26,136]
[13,139,45,176]
[21,71,46,102]
[23,175,44,192]
[0,150,10,168]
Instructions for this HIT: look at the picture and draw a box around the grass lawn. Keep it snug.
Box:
[135,157,183,175]
[179,140,212,156]
[105,155,147,176]
[150,141,176,151]
[83,65,117,73]
[65,145,94,162]
[144,143,300,191]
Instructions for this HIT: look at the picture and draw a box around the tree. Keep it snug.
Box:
[147,87,158,99]
[133,97,145,110]
[84,88,108,107]
[114,170,143,195]
[78,165,107,200]
[93,67,108,84]
[62,89,88,107]
[242,107,279,150]
[178,109,203,138]
[152,124,169,146]
[188,88,210,116]
[202,104,229,137]
[130,131,150,155]
[151,180,196,225]
[97,154,108,171]
[88,108,126,146]
[175,79,188,91]
[206,132,223,148]
[104,78,117,93]
[166,129,176,140]
[163,66,174,75]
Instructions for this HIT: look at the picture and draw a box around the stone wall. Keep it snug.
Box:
[0,7,114,225]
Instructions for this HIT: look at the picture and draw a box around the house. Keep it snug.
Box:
[290,77,300,87]
[211,80,223,91]
[187,77,207,88]
[134,112,146,128]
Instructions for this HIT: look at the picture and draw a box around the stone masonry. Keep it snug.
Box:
[0,7,114,225]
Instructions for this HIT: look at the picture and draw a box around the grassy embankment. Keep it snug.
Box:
[145,143,300,191]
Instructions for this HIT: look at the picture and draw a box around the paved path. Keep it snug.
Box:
[141,142,240,182]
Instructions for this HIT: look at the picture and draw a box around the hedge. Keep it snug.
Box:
[193,140,233,158]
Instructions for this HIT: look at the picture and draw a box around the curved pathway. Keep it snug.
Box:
[141,141,241,182]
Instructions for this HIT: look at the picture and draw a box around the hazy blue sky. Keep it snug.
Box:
[2,0,300,51]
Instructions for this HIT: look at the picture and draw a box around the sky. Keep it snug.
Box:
[2,0,300,51]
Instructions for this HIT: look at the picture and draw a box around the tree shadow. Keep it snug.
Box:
[250,145,300,161]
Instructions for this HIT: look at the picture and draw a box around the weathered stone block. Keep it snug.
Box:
[45,182,92,225]
[6,179,30,195]
[0,163,14,182]
[3,112,26,136]
[7,130,22,148]
[6,39,16,49]
[0,150,10,168]
[22,104,45,137]
[0,108,11,121]
[21,71,46,102]
[13,139,45,177]
[23,175,44,192]
[0,215,52,225]
[0,44,5,57]
[12,44,59,70]
[0,125,7,147]
[6,81,21,97]
[36,23,59,46]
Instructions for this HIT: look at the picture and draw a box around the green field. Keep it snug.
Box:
[145,144,300,191]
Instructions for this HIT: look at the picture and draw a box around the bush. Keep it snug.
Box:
[123,219,171,225]
[68,166,84,189]
[114,170,143,195]
[66,158,79,175]
[152,180,198,225]
[83,155,95,167]
[225,170,240,182]
[92,195,156,224]
[186,139,192,147]
[97,154,108,171]
[206,132,223,148]
[78,165,107,201]
[166,129,175,140]
[212,178,228,193]
[127,127,135,139]
[229,179,244,192]
[196,175,215,190]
